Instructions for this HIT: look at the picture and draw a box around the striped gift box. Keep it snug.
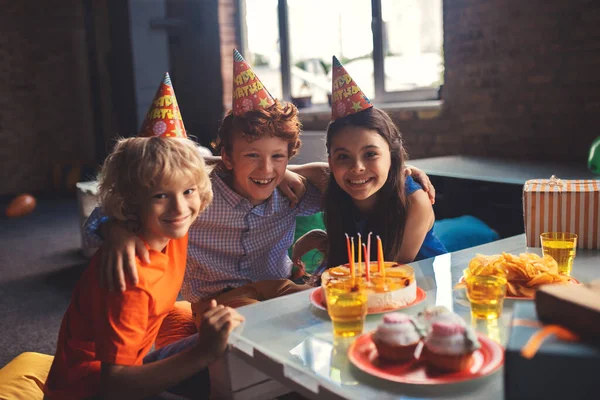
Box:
[523,177,600,249]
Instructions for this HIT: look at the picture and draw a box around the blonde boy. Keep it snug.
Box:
[45,137,243,399]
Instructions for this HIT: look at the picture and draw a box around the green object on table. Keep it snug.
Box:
[289,212,326,274]
[588,136,600,174]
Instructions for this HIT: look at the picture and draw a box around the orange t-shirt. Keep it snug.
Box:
[44,235,188,399]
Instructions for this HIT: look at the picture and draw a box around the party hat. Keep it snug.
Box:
[138,72,187,138]
[331,56,372,120]
[232,49,275,116]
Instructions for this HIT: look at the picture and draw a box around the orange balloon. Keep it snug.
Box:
[6,194,37,217]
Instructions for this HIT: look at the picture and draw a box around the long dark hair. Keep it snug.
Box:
[323,107,408,268]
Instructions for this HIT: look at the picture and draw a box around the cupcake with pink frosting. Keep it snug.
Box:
[372,313,425,362]
[421,320,481,372]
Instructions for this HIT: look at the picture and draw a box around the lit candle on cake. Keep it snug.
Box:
[350,236,356,280]
[357,233,362,277]
[377,235,385,279]
[345,233,354,280]
[367,232,372,270]
[363,243,369,282]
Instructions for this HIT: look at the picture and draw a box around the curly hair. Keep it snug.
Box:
[213,100,302,158]
[98,137,213,222]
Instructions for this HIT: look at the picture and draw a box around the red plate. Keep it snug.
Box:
[457,276,580,300]
[309,286,427,315]
[348,332,503,384]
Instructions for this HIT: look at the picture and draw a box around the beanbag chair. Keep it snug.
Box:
[0,352,53,399]
[433,215,500,252]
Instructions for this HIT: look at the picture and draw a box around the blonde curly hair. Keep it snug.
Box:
[98,137,212,222]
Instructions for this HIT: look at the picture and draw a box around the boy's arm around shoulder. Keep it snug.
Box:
[288,162,329,193]
[83,207,149,292]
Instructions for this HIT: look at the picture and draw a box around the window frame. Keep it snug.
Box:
[239,0,441,104]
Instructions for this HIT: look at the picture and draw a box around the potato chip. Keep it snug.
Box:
[506,281,520,296]
[518,286,536,297]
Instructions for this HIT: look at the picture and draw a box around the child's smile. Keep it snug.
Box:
[161,214,192,226]
[347,177,375,186]
[250,177,275,186]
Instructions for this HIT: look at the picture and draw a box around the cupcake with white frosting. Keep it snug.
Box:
[421,320,481,372]
[372,313,425,362]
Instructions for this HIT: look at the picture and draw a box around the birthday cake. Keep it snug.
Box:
[321,262,417,313]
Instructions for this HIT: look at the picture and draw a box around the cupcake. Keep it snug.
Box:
[421,320,481,372]
[372,313,425,362]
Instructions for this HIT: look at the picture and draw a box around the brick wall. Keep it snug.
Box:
[432,0,600,163]
[0,1,95,195]
[219,0,239,114]
[224,0,600,164]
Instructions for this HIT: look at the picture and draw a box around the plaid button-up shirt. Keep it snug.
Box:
[84,170,321,302]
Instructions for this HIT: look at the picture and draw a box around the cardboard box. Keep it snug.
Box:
[505,302,600,400]
[523,177,600,249]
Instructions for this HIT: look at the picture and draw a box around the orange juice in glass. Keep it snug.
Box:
[540,232,577,276]
[466,269,507,320]
[323,277,368,337]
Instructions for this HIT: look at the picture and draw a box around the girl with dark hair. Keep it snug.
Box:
[293,57,446,281]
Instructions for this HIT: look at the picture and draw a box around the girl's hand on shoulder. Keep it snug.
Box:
[292,229,328,266]
[279,169,308,207]
[398,189,436,262]
[404,165,436,205]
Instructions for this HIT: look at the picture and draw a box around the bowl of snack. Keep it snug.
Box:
[455,252,578,299]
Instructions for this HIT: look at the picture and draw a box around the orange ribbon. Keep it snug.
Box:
[517,322,579,359]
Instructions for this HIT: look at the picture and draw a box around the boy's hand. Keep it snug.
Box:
[195,300,245,362]
[279,169,307,208]
[404,165,436,205]
[99,221,148,291]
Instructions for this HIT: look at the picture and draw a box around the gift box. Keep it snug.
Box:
[505,302,600,400]
[523,177,600,249]
[536,280,600,346]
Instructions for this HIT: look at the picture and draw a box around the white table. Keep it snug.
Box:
[228,235,600,400]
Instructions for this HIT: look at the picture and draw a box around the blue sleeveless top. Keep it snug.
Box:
[354,176,447,262]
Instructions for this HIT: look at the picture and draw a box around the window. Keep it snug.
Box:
[241,0,443,107]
